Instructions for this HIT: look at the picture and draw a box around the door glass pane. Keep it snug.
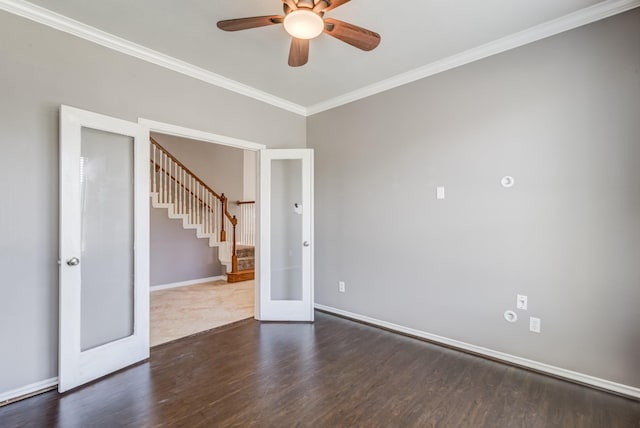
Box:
[270,159,303,301]
[80,127,135,351]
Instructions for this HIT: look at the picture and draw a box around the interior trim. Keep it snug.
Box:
[150,276,227,292]
[305,0,640,115]
[0,0,307,116]
[2,303,638,405]
[139,119,267,151]
[0,377,58,406]
[1,0,638,117]
[315,303,640,400]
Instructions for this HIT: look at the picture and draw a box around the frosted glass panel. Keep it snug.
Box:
[270,159,303,301]
[80,127,135,351]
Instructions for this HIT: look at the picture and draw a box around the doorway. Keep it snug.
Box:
[141,119,315,324]
[59,108,314,392]
[147,131,256,346]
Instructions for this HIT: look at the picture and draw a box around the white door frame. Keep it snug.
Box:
[138,119,267,319]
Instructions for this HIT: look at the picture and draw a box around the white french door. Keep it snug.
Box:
[257,149,314,321]
[59,105,149,392]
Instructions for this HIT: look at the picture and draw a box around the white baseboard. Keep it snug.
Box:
[0,377,58,406]
[150,275,226,292]
[315,303,640,400]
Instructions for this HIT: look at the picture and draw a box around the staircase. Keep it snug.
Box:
[150,138,255,283]
[229,245,255,283]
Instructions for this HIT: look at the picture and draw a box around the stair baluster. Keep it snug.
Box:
[153,145,156,195]
[149,138,252,280]
[237,201,256,246]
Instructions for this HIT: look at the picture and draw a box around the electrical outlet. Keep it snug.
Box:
[436,186,445,200]
[529,317,541,333]
[517,294,528,310]
[339,281,346,293]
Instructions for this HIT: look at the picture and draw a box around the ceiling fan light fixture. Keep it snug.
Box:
[283,10,324,40]
[216,0,380,67]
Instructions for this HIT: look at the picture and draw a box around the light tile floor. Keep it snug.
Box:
[150,279,254,347]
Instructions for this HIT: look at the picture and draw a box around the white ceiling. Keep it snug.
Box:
[14,0,617,107]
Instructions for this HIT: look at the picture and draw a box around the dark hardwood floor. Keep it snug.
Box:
[1,311,638,427]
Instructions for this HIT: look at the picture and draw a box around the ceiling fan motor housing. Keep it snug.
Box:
[296,0,316,9]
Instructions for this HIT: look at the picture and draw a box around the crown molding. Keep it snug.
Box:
[306,0,640,115]
[0,0,308,116]
[1,0,638,118]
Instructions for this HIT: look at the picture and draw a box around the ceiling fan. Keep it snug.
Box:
[217,0,381,67]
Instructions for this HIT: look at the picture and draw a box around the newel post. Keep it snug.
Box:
[231,215,238,273]
[220,193,227,242]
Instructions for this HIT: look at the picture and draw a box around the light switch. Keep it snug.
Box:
[517,294,528,310]
[436,186,445,200]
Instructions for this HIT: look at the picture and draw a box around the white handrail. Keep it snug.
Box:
[150,143,220,243]
[150,140,256,272]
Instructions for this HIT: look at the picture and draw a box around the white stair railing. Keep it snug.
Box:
[149,138,255,273]
[151,140,224,241]
[237,201,256,246]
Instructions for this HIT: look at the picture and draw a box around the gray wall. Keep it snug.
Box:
[151,133,246,212]
[243,151,257,201]
[0,10,304,395]
[307,9,640,389]
[150,200,223,286]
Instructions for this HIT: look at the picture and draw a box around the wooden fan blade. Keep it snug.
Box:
[289,38,310,67]
[282,0,298,11]
[324,0,350,12]
[312,0,331,13]
[323,18,380,51]
[217,16,283,31]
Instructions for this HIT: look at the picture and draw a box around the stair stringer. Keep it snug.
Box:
[150,192,233,273]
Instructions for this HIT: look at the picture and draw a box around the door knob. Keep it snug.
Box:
[303,241,310,247]
[66,257,80,266]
